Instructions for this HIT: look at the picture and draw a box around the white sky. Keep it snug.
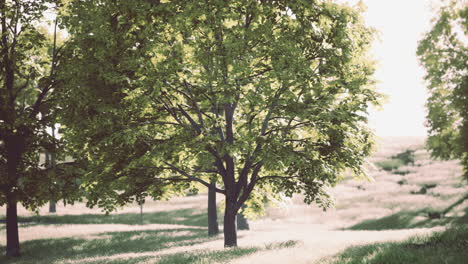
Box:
[353,0,436,137]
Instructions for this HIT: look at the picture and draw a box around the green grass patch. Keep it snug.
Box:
[0,208,210,230]
[348,207,467,230]
[0,228,212,264]
[393,170,411,176]
[376,159,404,171]
[317,226,468,264]
[391,150,415,166]
[376,149,416,171]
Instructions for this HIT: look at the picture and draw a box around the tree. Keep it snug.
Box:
[56,0,185,213]
[59,0,380,247]
[417,0,468,180]
[0,0,79,256]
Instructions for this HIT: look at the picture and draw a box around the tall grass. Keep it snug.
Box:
[317,226,468,264]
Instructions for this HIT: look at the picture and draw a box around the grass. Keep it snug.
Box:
[0,204,298,264]
[155,240,299,264]
[0,208,210,230]
[348,206,468,231]
[0,228,212,263]
[0,226,298,264]
[317,225,468,264]
[0,137,465,263]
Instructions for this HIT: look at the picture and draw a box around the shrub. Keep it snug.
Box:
[376,159,404,171]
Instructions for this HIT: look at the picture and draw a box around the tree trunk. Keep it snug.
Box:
[140,203,143,224]
[223,198,237,247]
[208,182,219,236]
[45,152,57,213]
[5,192,20,257]
[49,201,56,213]
[48,127,57,213]
[5,135,23,257]
[236,204,250,230]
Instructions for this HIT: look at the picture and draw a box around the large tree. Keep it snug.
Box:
[59,0,380,247]
[0,0,80,256]
[56,0,184,213]
[417,0,468,180]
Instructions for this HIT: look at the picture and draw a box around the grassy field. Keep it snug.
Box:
[1,136,467,263]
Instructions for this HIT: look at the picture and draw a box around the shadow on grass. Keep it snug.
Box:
[0,227,299,264]
[0,208,210,230]
[317,226,468,264]
[347,207,468,231]
[0,228,213,264]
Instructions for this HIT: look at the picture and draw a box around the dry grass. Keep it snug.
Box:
[0,136,466,263]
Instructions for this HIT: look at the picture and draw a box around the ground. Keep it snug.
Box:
[1,136,467,263]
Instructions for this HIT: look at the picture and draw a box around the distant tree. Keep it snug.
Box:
[236,204,250,230]
[0,0,80,256]
[59,0,380,247]
[208,178,220,236]
[417,0,468,180]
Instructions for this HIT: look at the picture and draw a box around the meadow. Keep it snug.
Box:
[1,137,467,264]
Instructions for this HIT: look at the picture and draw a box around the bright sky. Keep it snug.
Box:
[352,0,436,137]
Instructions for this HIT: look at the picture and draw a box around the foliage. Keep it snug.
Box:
[58,0,381,245]
[57,0,186,212]
[0,0,82,212]
[417,0,468,180]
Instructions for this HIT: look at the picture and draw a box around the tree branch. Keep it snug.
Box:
[163,161,226,194]
[255,175,300,183]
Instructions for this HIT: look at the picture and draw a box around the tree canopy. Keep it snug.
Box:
[417,0,468,180]
[58,0,381,247]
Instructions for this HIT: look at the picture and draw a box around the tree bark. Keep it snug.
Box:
[208,182,219,236]
[48,128,57,213]
[140,203,143,224]
[46,152,57,213]
[49,201,56,213]
[4,135,24,257]
[223,198,237,247]
[5,191,20,257]
[236,204,250,230]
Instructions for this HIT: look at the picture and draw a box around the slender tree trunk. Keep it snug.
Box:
[48,127,57,213]
[223,198,237,247]
[5,192,20,257]
[45,152,57,213]
[49,201,56,213]
[236,204,250,230]
[140,203,143,224]
[4,135,24,257]
[208,181,219,236]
